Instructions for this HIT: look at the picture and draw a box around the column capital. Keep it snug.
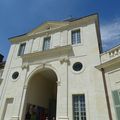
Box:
[21,63,29,70]
[59,57,70,65]
[23,85,27,89]
[56,81,61,86]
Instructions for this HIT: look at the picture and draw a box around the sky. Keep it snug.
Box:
[0,0,120,59]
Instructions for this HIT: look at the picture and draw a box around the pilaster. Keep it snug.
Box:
[56,57,70,120]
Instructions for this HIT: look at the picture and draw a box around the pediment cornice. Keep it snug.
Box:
[9,14,98,44]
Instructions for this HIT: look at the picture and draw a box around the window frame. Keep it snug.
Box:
[71,29,81,45]
[17,43,26,56]
[43,36,51,51]
[72,94,87,120]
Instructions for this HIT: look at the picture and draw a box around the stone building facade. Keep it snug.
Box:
[0,14,120,120]
[0,54,5,104]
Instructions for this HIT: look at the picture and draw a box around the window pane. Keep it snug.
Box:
[18,43,26,56]
[116,107,120,119]
[72,30,81,44]
[112,90,120,105]
[43,37,51,51]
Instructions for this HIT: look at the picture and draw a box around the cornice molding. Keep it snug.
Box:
[21,45,72,61]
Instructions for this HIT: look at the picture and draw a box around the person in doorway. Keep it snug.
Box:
[30,106,37,120]
[25,111,31,120]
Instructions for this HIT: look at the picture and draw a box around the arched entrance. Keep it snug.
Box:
[24,68,57,120]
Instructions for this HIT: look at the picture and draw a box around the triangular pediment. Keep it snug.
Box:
[28,21,69,35]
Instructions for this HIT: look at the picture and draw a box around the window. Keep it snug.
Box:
[73,62,83,71]
[43,37,51,51]
[18,43,26,56]
[71,29,81,44]
[12,72,19,79]
[112,90,120,119]
[73,94,86,120]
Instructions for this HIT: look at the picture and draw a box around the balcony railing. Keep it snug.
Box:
[101,44,120,63]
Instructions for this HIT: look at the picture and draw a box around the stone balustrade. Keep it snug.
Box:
[101,45,120,63]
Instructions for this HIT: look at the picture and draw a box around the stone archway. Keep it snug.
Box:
[23,68,58,120]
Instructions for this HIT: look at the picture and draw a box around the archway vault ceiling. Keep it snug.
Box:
[31,69,57,83]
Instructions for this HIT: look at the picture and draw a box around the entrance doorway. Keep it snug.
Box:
[24,68,57,120]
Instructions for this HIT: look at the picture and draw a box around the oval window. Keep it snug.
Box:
[73,62,83,71]
[12,72,19,79]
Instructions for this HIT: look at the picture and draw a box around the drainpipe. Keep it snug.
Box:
[101,68,112,120]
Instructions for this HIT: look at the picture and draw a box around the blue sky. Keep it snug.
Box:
[0,0,120,59]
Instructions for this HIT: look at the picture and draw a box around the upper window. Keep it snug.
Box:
[18,43,26,56]
[71,29,81,45]
[43,37,51,51]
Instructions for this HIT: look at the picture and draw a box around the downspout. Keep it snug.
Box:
[101,68,112,120]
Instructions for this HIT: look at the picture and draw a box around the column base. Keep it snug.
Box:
[10,116,19,120]
[57,116,69,120]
